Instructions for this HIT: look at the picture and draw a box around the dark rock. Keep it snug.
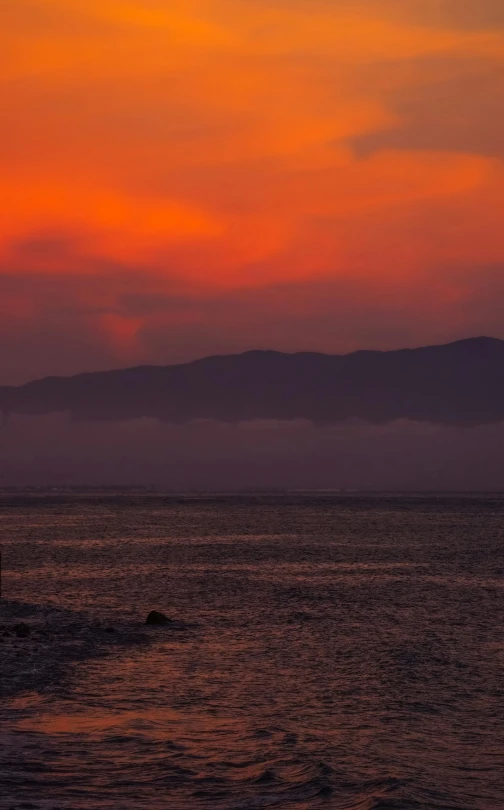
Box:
[14,623,31,638]
[146,610,171,625]
[105,627,116,633]
[255,769,277,783]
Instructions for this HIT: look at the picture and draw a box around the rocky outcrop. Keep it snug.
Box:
[146,610,171,625]
[13,622,31,638]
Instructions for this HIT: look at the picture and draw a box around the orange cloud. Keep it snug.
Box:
[1,0,504,377]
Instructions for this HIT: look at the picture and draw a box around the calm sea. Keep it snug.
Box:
[1,493,503,809]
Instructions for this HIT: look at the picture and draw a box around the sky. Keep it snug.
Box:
[3,0,504,384]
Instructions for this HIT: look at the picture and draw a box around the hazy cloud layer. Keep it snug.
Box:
[2,415,504,491]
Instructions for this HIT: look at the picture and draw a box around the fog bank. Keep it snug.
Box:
[1,414,504,491]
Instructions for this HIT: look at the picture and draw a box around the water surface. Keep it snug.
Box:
[1,493,503,809]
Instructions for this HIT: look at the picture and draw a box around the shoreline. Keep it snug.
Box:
[0,599,152,701]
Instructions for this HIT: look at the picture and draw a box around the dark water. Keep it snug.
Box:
[1,493,504,809]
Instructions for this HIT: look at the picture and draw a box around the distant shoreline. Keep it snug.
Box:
[0,488,503,497]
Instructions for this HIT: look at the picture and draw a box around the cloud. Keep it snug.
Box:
[369,1,504,30]
[2,413,504,490]
[1,0,504,380]
[273,1,504,30]
[351,58,504,158]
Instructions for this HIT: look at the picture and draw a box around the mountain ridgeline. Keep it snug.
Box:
[1,337,503,426]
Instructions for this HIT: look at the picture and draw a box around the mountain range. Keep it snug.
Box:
[1,336,503,426]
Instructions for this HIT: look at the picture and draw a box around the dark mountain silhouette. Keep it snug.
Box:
[1,337,503,426]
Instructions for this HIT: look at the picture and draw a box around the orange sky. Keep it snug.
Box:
[2,0,504,382]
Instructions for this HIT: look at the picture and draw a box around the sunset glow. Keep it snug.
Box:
[3,0,504,381]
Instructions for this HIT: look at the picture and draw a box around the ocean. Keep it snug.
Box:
[1,493,503,809]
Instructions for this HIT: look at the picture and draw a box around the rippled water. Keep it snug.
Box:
[1,493,503,809]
